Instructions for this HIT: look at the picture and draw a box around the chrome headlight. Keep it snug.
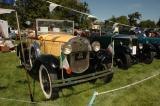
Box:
[120,41,123,45]
[92,41,100,52]
[139,44,143,49]
[129,44,133,50]
[62,43,72,55]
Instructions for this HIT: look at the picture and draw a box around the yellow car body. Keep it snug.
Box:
[28,33,75,57]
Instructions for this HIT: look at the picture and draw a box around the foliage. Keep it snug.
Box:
[157,18,160,28]
[106,16,129,30]
[139,20,156,28]
[106,12,159,29]
[0,0,90,29]
[17,0,89,27]
[108,15,117,22]
[116,16,129,25]
[128,12,142,26]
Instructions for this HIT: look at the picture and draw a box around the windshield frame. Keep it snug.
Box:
[35,19,74,36]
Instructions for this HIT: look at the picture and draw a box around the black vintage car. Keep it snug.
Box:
[87,40,114,83]
[87,32,155,69]
[114,34,155,67]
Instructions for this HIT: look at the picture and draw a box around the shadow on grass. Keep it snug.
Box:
[39,82,106,102]
[16,80,28,84]
[0,86,8,90]
[60,82,106,98]
[15,66,112,102]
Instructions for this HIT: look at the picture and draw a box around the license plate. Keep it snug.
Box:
[132,46,137,55]
[75,52,87,60]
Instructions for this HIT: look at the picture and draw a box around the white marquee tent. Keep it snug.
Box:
[0,8,15,38]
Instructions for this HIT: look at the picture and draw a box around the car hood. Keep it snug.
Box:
[38,33,75,42]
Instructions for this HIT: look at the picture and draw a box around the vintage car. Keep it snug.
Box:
[113,34,155,67]
[141,29,160,58]
[87,36,113,83]
[87,32,155,69]
[17,19,114,99]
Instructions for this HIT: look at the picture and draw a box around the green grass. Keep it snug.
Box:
[0,52,160,106]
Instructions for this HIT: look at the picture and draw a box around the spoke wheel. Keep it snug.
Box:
[39,64,59,99]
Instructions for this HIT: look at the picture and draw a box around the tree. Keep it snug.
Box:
[128,12,142,26]
[15,0,90,28]
[108,16,116,22]
[116,16,129,25]
[139,20,156,28]
[157,18,160,27]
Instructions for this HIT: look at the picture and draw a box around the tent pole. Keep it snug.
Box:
[15,11,34,102]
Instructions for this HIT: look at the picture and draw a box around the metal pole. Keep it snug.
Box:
[111,40,114,68]
[88,91,98,106]
[15,11,34,102]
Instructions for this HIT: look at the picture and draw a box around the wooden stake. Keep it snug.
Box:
[15,11,34,102]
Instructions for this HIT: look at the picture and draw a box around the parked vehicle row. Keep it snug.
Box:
[16,19,160,100]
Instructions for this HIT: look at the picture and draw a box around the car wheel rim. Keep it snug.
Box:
[39,65,52,99]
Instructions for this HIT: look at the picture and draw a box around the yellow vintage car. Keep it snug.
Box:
[17,19,113,99]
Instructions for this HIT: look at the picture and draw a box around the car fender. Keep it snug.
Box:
[31,55,60,73]
[29,41,41,66]
[96,49,112,64]
[29,41,41,58]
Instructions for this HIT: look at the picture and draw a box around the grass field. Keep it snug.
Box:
[0,52,160,106]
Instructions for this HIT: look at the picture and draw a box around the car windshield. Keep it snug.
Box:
[36,19,74,35]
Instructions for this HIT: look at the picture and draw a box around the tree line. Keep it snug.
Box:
[0,0,91,29]
[107,12,160,28]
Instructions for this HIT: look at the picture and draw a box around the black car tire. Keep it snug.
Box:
[118,54,131,69]
[155,52,160,59]
[102,72,114,83]
[100,63,114,83]
[39,64,59,99]
[144,52,154,64]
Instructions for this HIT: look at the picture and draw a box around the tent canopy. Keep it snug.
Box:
[0,8,15,14]
[0,8,15,38]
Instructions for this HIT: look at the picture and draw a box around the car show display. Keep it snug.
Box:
[1,1,160,103]
[16,19,114,99]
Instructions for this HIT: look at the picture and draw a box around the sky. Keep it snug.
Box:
[81,0,160,22]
